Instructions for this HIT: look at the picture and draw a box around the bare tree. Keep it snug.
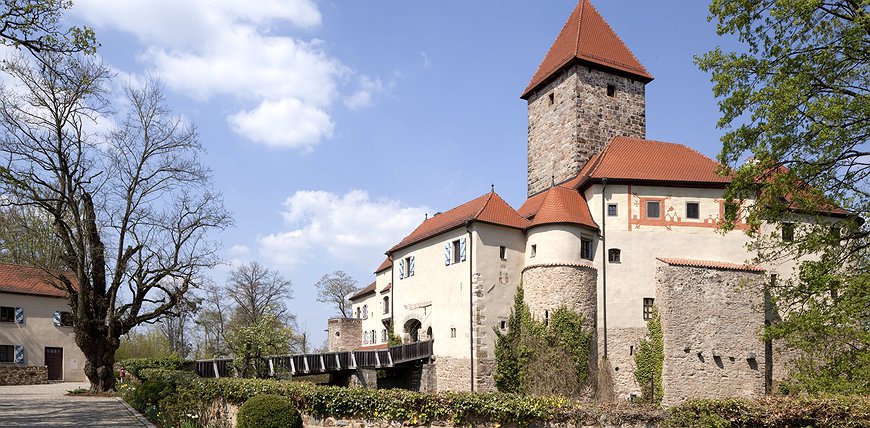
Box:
[315,270,358,318]
[226,261,294,326]
[0,53,231,391]
[158,295,200,358]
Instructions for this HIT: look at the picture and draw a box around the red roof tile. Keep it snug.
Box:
[356,343,388,351]
[518,189,549,219]
[380,283,391,293]
[571,136,731,186]
[389,192,528,253]
[526,186,598,229]
[374,257,392,274]
[0,263,74,298]
[656,258,764,273]
[522,0,652,99]
[349,281,376,301]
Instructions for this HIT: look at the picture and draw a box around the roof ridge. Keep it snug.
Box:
[473,191,495,220]
[573,0,586,57]
[582,1,649,75]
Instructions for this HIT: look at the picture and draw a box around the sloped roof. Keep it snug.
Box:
[656,257,764,273]
[389,192,528,253]
[356,343,388,351]
[522,0,652,99]
[0,263,73,298]
[374,257,392,274]
[349,281,376,301]
[521,186,598,230]
[570,136,731,187]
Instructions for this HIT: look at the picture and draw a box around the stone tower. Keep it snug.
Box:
[522,0,653,196]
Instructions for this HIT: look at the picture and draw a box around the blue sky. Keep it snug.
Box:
[65,0,738,348]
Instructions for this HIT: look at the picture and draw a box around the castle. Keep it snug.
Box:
[326,0,843,405]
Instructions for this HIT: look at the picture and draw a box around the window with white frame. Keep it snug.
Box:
[362,305,368,320]
[643,298,655,320]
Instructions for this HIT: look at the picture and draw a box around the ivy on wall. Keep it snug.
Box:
[634,306,663,404]
[493,284,593,397]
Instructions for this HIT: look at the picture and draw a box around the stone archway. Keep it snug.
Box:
[404,319,422,343]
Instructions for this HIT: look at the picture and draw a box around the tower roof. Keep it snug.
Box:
[521,186,598,230]
[521,0,653,99]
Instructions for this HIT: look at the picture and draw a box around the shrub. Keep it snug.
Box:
[121,355,192,378]
[237,394,301,428]
[127,379,172,412]
[634,306,663,404]
[138,368,197,386]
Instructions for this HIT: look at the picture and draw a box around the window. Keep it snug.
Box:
[362,305,368,320]
[530,244,537,258]
[452,240,461,264]
[607,203,618,217]
[606,84,616,97]
[362,332,368,345]
[643,298,655,320]
[402,256,414,277]
[371,330,376,343]
[0,307,13,323]
[383,296,389,314]
[686,202,700,219]
[381,329,387,342]
[544,310,550,327]
[782,223,795,242]
[59,311,74,327]
[580,239,593,260]
[0,345,12,363]
[608,248,621,263]
[548,92,555,105]
[499,320,507,331]
[450,328,456,338]
[646,201,661,218]
[499,246,506,260]
[355,307,360,319]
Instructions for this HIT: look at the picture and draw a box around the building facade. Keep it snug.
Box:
[327,0,847,404]
[0,263,86,383]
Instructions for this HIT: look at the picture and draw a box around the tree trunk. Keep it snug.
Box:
[76,325,119,391]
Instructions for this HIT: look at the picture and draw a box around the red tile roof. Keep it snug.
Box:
[349,281,376,301]
[570,136,731,186]
[0,263,74,298]
[356,343,388,351]
[522,0,652,99]
[380,283,391,293]
[374,257,392,274]
[389,192,528,253]
[656,258,764,273]
[522,186,598,230]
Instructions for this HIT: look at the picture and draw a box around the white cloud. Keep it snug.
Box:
[228,99,334,149]
[344,75,386,110]
[72,0,344,151]
[258,190,428,269]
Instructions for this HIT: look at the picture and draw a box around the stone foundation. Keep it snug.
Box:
[0,365,49,385]
[656,264,766,406]
[433,356,472,391]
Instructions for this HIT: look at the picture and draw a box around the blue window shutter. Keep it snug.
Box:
[444,243,451,266]
[53,311,61,326]
[409,256,415,277]
[14,345,24,364]
[399,259,405,279]
[460,238,467,262]
[14,307,24,324]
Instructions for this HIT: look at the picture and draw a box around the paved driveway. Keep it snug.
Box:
[0,382,154,427]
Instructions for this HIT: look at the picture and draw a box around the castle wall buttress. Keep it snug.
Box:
[527,65,646,196]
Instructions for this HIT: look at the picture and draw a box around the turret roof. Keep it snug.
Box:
[522,0,652,99]
[520,186,598,230]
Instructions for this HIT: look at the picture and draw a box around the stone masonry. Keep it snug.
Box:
[0,366,49,385]
[433,356,472,391]
[527,65,646,196]
[656,265,766,407]
[327,318,363,352]
[522,264,597,330]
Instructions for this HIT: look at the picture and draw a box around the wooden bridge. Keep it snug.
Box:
[195,340,433,378]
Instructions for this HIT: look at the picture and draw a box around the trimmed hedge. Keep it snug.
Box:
[121,355,193,378]
[139,372,869,428]
[237,394,302,428]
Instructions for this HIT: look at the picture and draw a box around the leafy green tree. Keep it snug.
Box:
[697,0,869,393]
[0,53,231,391]
[0,0,96,54]
[115,328,173,361]
[225,314,295,378]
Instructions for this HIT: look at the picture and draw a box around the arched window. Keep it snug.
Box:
[383,296,390,314]
[608,248,621,263]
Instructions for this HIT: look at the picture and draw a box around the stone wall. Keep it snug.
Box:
[526,65,646,196]
[0,365,48,385]
[522,264,597,330]
[656,265,766,406]
[327,318,362,352]
[599,327,647,401]
[433,356,472,392]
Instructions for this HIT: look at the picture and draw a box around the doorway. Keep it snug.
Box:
[45,347,63,380]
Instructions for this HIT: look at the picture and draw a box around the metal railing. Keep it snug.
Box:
[194,340,433,378]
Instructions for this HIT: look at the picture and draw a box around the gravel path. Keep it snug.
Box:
[0,382,155,427]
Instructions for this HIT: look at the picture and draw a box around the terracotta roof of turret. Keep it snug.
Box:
[524,186,598,230]
[657,258,764,273]
[374,257,392,274]
[0,263,76,298]
[389,192,528,253]
[522,0,653,99]
[349,281,376,301]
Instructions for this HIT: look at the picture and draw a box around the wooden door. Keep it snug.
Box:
[45,347,63,380]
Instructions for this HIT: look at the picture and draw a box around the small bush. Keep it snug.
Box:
[127,379,172,412]
[138,368,197,386]
[121,355,192,378]
[237,394,301,428]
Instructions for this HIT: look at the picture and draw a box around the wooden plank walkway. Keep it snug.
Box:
[195,340,433,378]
